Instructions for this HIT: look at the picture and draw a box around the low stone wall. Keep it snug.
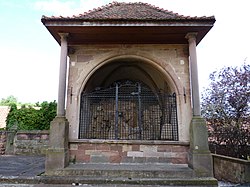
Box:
[0,131,7,154]
[0,130,49,155]
[212,154,250,183]
[14,130,49,155]
[69,140,189,164]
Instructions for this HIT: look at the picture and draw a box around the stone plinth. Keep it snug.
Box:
[45,116,69,174]
[69,140,189,164]
[188,116,213,177]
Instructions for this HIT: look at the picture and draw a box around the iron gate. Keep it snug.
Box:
[79,81,178,140]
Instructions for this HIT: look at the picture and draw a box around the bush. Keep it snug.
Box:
[6,101,57,130]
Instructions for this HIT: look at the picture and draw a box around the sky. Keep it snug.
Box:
[0,0,249,103]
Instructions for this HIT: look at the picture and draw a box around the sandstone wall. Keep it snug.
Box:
[0,131,6,154]
[69,140,189,164]
[66,44,192,142]
[14,130,49,155]
[213,154,250,183]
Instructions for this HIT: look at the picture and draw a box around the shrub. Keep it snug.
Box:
[6,101,57,130]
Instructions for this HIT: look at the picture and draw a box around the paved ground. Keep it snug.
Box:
[0,155,45,177]
[0,155,248,187]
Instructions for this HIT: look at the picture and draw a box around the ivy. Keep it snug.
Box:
[6,101,57,130]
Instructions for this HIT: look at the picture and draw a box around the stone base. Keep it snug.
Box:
[189,151,213,177]
[42,163,218,186]
[69,140,189,164]
[45,148,69,174]
[45,116,69,174]
[188,116,213,177]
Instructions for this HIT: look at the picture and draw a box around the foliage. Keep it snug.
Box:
[6,101,57,130]
[38,101,57,130]
[0,95,18,106]
[201,64,250,160]
[0,95,35,107]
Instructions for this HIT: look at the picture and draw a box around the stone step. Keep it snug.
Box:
[42,163,218,186]
[0,175,218,186]
[52,163,195,178]
[40,176,218,186]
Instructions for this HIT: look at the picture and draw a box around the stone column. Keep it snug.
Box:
[185,33,213,177]
[45,33,69,175]
[57,33,69,116]
[185,33,200,116]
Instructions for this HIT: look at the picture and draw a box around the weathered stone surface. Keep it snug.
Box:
[66,44,192,142]
[0,131,6,155]
[188,116,213,177]
[77,54,94,62]
[14,130,49,155]
[0,130,50,155]
[213,154,250,184]
[69,141,189,164]
[45,117,69,174]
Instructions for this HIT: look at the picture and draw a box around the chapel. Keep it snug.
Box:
[42,2,216,185]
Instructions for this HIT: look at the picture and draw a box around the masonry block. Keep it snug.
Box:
[132,144,140,151]
[91,155,109,163]
[45,116,69,174]
[122,144,132,152]
[109,155,122,163]
[157,145,172,152]
[96,144,110,151]
[188,116,213,177]
[78,144,95,151]
[46,148,69,174]
[68,141,189,165]
[127,151,143,157]
[110,145,122,152]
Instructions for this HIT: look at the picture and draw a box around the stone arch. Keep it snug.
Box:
[72,54,187,141]
[78,55,184,97]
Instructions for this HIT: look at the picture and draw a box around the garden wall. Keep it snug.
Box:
[0,131,7,154]
[212,154,250,183]
[14,130,49,155]
[0,130,49,155]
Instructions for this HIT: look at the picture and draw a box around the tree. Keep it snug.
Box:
[0,95,18,106]
[201,63,250,159]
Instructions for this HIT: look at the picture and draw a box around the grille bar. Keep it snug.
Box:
[79,81,178,141]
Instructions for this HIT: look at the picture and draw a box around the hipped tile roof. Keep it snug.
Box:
[42,1,215,21]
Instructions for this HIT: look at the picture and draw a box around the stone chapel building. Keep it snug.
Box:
[42,2,216,185]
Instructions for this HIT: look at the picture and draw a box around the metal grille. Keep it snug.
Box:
[79,81,178,140]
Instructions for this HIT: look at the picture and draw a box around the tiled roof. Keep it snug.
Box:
[42,1,214,21]
[0,106,10,128]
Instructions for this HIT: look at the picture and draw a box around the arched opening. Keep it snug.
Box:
[79,58,178,140]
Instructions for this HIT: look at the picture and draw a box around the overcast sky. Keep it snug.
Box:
[0,0,249,103]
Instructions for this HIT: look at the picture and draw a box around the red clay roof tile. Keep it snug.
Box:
[42,1,215,21]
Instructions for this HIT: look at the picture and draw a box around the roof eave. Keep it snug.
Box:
[42,16,215,23]
[42,19,215,27]
[41,18,215,46]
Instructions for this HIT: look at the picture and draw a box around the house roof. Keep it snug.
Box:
[42,2,214,21]
[0,106,10,128]
[41,2,215,45]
